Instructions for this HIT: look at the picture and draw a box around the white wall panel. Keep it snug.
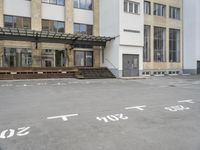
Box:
[74,9,93,25]
[42,3,64,21]
[4,0,31,17]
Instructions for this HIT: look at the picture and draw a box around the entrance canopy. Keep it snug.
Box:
[0,27,114,47]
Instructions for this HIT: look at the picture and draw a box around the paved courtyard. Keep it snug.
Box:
[0,76,200,150]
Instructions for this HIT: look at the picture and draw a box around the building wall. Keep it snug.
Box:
[100,0,120,76]
[144,0,183,74]
[0,0,102,68]
[183,0,200,74]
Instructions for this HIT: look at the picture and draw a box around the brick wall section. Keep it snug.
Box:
[0,0,3,27]
[65,0,73,34]
[93,0,100,36]
[31,0,42,31]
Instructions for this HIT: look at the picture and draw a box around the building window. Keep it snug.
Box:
[124,0,140,14]
[144,1,151,15]
[41,49,65,67]
[169,29,180,62]
[74,51,93,67]
[169,6,181,20]
[153,3,166,17]
[74,23,93,35]
[4,15,31,29]
[42,0,65,6]
[3,48,32,67]
[42,20,65,33]
[154,27,166,62]
[144,25,151,62]
[74,0,93,10]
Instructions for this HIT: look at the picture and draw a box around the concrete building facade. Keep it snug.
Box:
[0,0,185,78]
[0,0,103,70]
[143,0,183,76]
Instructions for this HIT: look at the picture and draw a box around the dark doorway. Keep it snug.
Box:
[55,50,65,67]
[197,61,200,74]
[123,54,139,77]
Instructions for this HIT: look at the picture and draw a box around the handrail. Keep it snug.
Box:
[105,58,118,71]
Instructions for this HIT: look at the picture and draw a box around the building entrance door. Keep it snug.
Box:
[197,61,200,74]
[55,50,65,67]
[123,54,139,77]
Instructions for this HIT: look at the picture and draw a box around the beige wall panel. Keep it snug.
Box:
[32,43,42,67]
[2,41,32,48]
[40,43,65,50]
[93,47,100,67]
[31,0,42,31]
[93,0,100,36]
[65,0,73,34]
[0,0,3,27]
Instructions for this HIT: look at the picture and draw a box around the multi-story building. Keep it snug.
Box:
[0,0,113,71]
[0,0,185,78]
[183,0,200,75]
[143,0,183,76]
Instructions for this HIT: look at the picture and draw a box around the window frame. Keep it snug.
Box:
[42,19,65,33]
[42,0,65,6]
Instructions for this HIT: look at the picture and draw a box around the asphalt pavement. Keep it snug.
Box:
[0,75,200,150]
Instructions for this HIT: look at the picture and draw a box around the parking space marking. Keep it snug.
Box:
[178,99,194,104]
[125,105,146,111]
[96,114,128,123]
[0,127,30,139]
[47,114,79,121]
[164,105,190,112]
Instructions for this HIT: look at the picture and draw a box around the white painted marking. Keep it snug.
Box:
[165,105,190,112]
[1,84,13,87]
[96,114,128,123]
[125,105,146,111]
[47,114,78,121]
[0,127,30,139]
[16,127,30,136]
[178,99,194,104]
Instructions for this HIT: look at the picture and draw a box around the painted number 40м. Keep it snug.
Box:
[96,114,128,123]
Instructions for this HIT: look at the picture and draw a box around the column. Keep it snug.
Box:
[0,0,3,27]
[31,0,42,31]
[0,42,3,67]
[93,0,100,36]
[32,43,42,67]
[65,0,73,34]
[93,46,100,67]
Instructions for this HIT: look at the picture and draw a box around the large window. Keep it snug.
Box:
[4,15,31,29]
[74,23,93,35]
[154,27,166,62]
[74,0,93,10]
[74,51,93,67]
[169,29,180,62]
[3,48,32,67]
[42,0,64,6]
[169,6,181,20]
[153,3,166,17]
[124,0,140,14]
[144,25,151,62]
[144,1,151,15]
[42,20,65,33]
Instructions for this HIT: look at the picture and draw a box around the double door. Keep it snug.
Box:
[123,54,139,77]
